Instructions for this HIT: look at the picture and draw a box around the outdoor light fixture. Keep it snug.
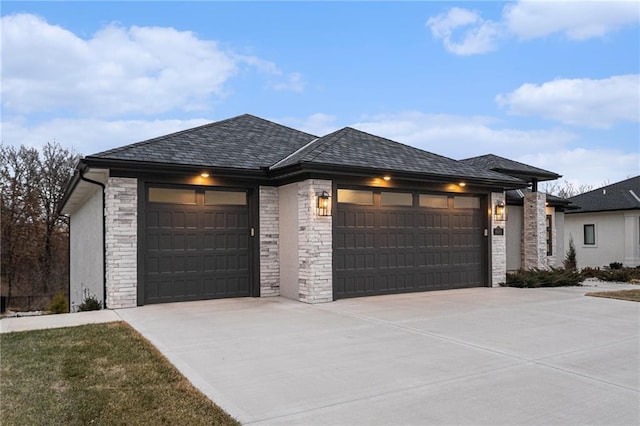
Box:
[459,182,466,187]
[200,172,210,178]
[317,191,331,216]
[383,175,391,181]
[494,200,506,221]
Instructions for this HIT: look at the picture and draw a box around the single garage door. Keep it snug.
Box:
[334,189,484,299]
[144,186,251,304]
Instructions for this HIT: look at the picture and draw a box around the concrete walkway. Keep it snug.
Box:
[0,309,120,333]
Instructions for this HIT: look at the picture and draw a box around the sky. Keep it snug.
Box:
[2,1,639,190]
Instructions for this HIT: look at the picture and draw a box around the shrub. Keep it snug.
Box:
[503,268,583,288]
[49,292,69,314]
[580,267,601,278]
[78,296,102,311]
[609,262,623,270]
[564,237,577,271]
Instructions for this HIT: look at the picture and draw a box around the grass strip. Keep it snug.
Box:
[585,289,640,302]
[0,322,239,425]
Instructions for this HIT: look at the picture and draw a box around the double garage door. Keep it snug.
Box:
[334,189,485,299]
[144,186,250,304]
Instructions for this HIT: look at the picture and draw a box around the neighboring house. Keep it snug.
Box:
[565,176,640,268]
[60,114,562,310]
[460,155,570,271]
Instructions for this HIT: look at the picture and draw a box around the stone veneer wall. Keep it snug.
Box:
[491,192,507,286]
[523,191,547,269]
[297,179,333,303]
[104,177,137,308]
[259,186,280,297]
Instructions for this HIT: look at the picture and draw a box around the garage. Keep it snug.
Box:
[334,188,485,299]
[143,186,251,304]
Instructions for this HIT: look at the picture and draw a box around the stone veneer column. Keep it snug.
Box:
[523,191,547,270]
[104,177,138,308]
[491,192,507,286]
[297,179,332,303]
[259,186,280,296]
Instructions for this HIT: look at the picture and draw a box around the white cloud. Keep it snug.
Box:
[277,113,340,136]
[426,7,502,55]
[0,13,304,118]
[504,0,640,40]
[349,111,576,160]
[272,72,305,93]
[496,75,640,128]
[427,1,640,55]
[2,116,212,155]
[520,148,640,190]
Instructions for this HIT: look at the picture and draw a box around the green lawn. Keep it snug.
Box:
[0,322,239,425]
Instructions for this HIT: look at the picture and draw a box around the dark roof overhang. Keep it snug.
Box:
[268,161,527,190]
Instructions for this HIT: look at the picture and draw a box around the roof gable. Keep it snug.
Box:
[567,176,640,213]
[88,114,317,170]
[272,127,524,184]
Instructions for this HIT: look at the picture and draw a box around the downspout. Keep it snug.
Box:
[79,169,107,309]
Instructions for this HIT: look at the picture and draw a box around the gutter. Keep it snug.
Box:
[79,168,108,310]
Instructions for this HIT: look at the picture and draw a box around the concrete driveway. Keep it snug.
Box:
[117,286,639,425]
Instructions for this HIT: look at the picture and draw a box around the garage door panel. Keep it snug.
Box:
[144,187,250,304]
[335,191,483,299]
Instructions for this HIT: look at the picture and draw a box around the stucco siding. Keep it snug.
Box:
[506,205,523,271]
[279,183,299,300]
[69,188,103,312]
[564,211,632,268]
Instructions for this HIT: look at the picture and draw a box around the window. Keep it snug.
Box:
[419,194,448,209]
[546,215,553,255]
[337,189,373,205]
[584,224,595,245]
[380,192,412,206]
[205,190,246,206]
[453,196,480,209]
[148,188,196,204]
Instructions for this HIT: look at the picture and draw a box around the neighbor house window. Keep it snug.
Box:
[546,215,553,255]
[583,224,596,245]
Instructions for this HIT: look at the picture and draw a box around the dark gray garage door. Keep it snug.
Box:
[334,189,484,299]
[144,186,250,304]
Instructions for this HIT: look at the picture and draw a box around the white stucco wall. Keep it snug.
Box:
[69,188,104,312]
[565,210,640,268]
[278,183,299,300]
[506,205,523,271]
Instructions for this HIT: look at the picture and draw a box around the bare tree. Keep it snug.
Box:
[543,180,594,198]
[1,142,79,310]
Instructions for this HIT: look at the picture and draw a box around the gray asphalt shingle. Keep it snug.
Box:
[567,176,640,213]
[272,127,523,183]
[89,114,317,170]
[460,154,560,180]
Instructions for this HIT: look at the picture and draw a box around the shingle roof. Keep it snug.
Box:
[460,154,560,181]
[567,176,640,213]
[505,189,574,209]
[88,114,317,170]
[272,127,524,184]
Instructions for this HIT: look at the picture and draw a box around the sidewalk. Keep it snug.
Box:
[0,310,121,334]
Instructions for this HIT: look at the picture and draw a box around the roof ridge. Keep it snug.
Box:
[270,136,320,169]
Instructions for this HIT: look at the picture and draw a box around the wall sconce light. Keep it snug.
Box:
[317,191,331,216]
[494,200,506,221]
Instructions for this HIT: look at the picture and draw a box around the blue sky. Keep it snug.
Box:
[2,1,639,189]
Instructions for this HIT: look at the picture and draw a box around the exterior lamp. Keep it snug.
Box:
[317,191,331,216]
[494,200,506,221]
